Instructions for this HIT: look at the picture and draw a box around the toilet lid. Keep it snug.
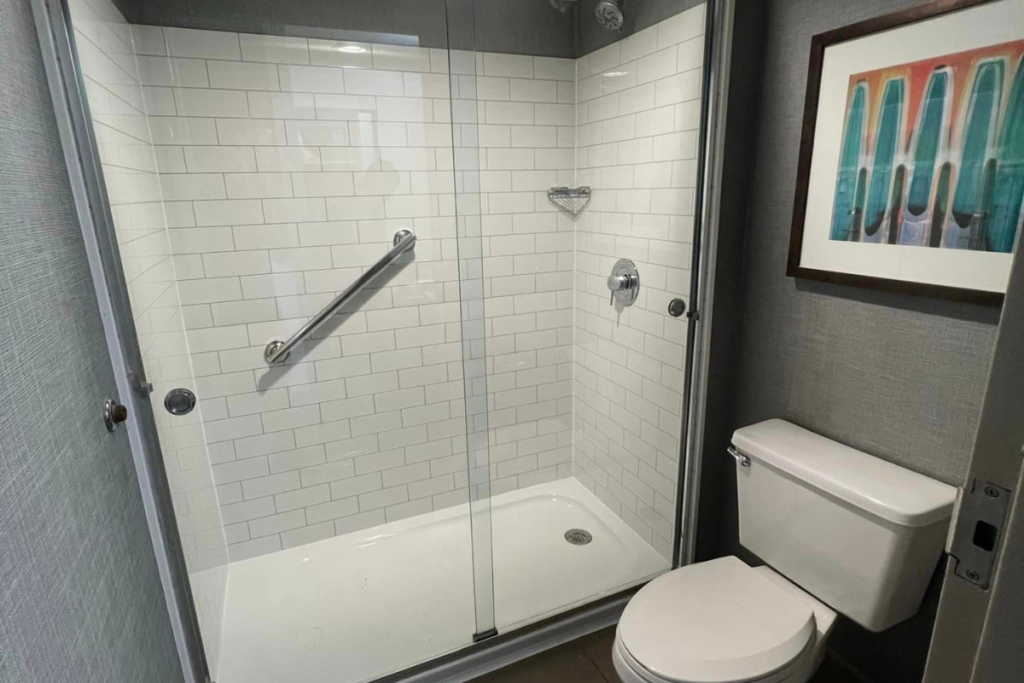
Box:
[618,556,816,683]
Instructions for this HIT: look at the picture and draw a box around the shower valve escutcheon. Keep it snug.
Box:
[607,258,640,306]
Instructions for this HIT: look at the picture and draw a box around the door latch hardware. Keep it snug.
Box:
[129,371,153,397]
[104,398,128,432]
[948,479,1011,590]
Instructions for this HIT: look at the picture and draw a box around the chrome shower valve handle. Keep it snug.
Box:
[607,258,639,306]
[607,273,633,303]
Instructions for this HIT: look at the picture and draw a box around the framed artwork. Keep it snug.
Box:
[788,0,1024,305]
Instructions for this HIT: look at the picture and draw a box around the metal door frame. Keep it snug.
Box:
[923,231,1024,679]
[967,464,1024,681]
[675,0,735,568]
[31,0,208,680]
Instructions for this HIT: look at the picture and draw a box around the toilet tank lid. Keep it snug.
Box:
[732,419,957,527]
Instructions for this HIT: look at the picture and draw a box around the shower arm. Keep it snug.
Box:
[263,229,416,364]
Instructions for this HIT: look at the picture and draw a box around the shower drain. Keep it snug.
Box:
[564,528,593,546]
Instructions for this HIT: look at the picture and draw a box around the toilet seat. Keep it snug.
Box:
[614,633,810,683]
[616,556,817,683]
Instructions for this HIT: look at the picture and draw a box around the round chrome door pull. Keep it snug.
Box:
[104,399,128,432]
[165,388,197,416]
[667,298,686,317]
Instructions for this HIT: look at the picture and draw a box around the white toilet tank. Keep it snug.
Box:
[732,419,957,632]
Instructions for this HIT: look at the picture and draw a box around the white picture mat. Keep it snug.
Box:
[800,0,1024,293]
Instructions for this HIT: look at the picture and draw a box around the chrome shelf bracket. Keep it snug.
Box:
[547,186,591,215]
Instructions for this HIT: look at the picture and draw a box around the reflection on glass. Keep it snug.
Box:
[864,78,905,242]
[898,69,949,246]
[988,57,1024,253]
[849,167,868,242]
[887,164,906,244]
[832,81,868,241]
[931,162,953,248]
[908,72,948,215]
[947,60,1003,249]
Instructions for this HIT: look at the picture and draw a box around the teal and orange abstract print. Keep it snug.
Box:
[831,40,1024,254]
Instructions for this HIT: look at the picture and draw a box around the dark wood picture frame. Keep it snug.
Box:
[787,0,1006,306]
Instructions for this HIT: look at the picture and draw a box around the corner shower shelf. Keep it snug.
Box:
[548,186,591,216]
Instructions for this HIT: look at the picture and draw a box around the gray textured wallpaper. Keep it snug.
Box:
[0,0,183,680]
[733,0,999,487]
[705,1,1003,682]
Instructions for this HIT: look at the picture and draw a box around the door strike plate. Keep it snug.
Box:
[948,479,1011,590]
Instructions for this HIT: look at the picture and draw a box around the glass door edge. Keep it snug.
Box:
[675,0,737,568]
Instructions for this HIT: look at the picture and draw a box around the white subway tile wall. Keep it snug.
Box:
[573,5,704,559]
[125,25,578,561]
[67,0,229,671]
[468,50,579,499]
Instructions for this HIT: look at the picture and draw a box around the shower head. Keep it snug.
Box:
[595,0,625,31]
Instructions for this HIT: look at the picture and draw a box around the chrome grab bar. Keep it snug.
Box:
[264,229,416,364]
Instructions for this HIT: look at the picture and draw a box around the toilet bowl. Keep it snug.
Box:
[612,556,836,683]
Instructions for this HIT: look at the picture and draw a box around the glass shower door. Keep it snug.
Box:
[55,0,497,680]
[450,0,711,633]
[51,0,714,675]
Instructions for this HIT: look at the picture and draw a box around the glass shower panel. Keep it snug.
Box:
[59,0,495,680]
[453,0,709,632]
[556,2,711,618]
[446,42,498,637]
[572,2,711,590]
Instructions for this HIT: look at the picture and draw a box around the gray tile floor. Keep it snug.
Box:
[469,626,865,683]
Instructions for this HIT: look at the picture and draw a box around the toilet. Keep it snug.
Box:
[613,419,957,683]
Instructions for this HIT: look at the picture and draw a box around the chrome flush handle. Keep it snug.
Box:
[728,446,750,467]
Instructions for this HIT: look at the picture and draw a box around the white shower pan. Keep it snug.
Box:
[215,477,669,683]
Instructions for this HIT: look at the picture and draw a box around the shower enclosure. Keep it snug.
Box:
[35,0,721,680]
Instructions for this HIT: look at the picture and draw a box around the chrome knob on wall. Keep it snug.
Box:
[607,258,640,306]
[667,298,686,317]
[164,388,197,416]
